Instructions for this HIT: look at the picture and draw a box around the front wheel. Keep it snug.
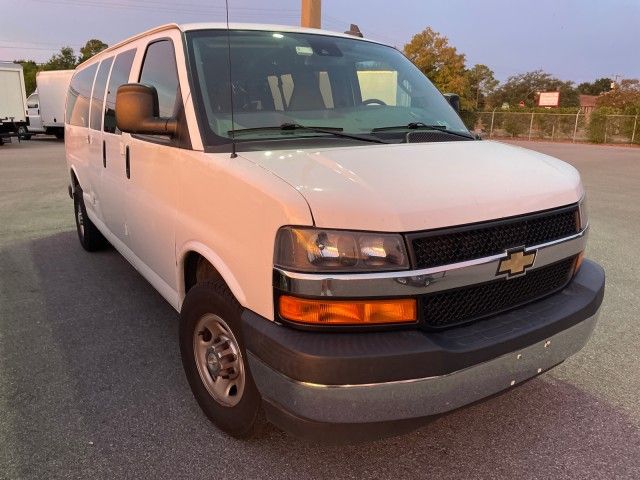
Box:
[180,280,264,438]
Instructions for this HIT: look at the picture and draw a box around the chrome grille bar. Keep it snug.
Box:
[273,227,588,298]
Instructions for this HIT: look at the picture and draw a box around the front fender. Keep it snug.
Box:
[176,241,247,310]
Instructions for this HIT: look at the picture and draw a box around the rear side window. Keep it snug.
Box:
[89,57,114,131]
[139,40,179,117]
[66,63,98,127]
[104,49,136,134]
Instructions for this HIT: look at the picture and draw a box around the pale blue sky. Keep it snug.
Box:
[1,0,638,83]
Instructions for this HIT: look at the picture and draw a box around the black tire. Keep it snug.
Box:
[180,280,265,439]
[17,126,30,140]
[73,186,108,251]
[54,129,65,140]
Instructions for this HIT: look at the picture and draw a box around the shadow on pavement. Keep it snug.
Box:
[1,230,638,479]
[24,135,62,143]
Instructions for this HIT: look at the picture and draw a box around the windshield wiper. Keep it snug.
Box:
[229,123,389,144]
[371,122,475,139]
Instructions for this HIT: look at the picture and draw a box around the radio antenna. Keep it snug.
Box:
[225,0,237,158]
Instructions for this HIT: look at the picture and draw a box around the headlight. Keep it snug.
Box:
[274,227,409,273]
[578,195,588,230]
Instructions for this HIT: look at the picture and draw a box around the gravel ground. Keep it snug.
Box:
[0,137,639,479]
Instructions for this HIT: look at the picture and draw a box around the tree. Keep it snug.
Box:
[78,39,108,64]
[577,78,612,96]
[15,60,39,96]
[403,28,469,103]
[595,79,640,111]
[489,70,578,108]
[43,46,77,70]
[466,64,498,109]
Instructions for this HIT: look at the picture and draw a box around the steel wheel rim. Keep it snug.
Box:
[76,202,84,238]
[193,313,245,407]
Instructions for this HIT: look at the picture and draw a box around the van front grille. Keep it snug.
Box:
[410,206,580,269]
[420,257,576,329]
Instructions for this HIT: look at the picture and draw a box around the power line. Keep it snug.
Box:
[0,38,76,47]
[0,39,82,49]
[27,0,298,11]
[27,0,301,19]
[0,44,80,51]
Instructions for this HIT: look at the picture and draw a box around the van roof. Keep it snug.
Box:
[78,22,389,68]
[180,22,381,42]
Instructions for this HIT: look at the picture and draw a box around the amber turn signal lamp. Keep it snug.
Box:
[279,296,417,325]
[574,251,585,275]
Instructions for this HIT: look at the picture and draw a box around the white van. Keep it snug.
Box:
[65,23,605,441]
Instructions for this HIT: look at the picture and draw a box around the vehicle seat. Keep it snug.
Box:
[287,72,325,111]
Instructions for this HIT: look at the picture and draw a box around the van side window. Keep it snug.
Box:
[89,57,114,131]
[104,49,136,134]
[66,63,98,127]
[139,40,180,118]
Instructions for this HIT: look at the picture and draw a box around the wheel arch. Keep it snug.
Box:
[69,165,82,195]
[178,242,248,310]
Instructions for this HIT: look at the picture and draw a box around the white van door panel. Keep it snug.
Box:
[86,56,113,221]
[101,136,130,240]
[65,63,98,207]
[99,48,137,242]
[126,137,178,287]
[123,38,182,290]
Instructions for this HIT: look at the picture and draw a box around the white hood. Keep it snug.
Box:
[239,140,583,232]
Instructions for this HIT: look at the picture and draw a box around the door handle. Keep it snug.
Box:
[102,140,106,168]
[125,146,131,179]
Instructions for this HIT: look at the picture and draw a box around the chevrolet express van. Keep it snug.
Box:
[65,23,605,441]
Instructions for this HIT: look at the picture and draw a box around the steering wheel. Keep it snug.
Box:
[362,98,387,106]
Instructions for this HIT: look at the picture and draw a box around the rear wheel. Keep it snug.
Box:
[17,126,30,140]
[54,129,65,140]
[73,186,108,251]
[180,280,265,438]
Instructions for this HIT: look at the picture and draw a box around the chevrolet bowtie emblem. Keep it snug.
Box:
[497,248,537,277]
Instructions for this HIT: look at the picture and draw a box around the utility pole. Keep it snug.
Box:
[612,74,622,89]
[301,0,321,28]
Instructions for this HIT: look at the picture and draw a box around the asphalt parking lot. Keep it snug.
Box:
[1,136,639,479]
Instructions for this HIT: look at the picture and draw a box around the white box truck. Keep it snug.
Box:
[26,69,74,139]
[0,61,28,145]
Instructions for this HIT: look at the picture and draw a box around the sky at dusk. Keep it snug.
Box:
[1,0,638,83]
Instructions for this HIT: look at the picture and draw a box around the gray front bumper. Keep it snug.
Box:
[248,311,599,424]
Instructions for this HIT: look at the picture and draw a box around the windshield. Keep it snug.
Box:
[185,29,469,146]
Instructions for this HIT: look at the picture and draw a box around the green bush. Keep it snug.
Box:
[622,106,640,144]
[588,107,619,143]
[503,114,529,137]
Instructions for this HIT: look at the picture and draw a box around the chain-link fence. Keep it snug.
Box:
[472,111,639,144]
